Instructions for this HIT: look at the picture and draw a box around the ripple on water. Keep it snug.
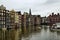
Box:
[22,28,60,40]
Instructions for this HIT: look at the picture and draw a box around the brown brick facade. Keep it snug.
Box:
[47,12,60,25]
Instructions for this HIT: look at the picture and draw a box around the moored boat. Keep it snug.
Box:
[50,23,60,31]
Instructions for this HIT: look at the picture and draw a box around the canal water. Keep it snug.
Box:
[22,26,60,40]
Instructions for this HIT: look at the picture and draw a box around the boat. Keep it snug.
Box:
[50,23,60,31]
[50,24,57,30]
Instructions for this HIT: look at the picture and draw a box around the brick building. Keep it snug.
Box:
[47,12,60,25]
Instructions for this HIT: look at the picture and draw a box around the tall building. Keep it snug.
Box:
[29,9,31,15]
[16,11,21,29]
[0,5,6,29]
[9,10,15,29]
[22,12,29,34]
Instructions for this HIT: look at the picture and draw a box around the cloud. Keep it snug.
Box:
[0,0,47,9]
[0,0,60,17]
[45,0,60,4]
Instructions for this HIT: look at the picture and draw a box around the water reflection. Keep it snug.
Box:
[22,26,60,40]
[0,29,22,40]
[0,26,60,40]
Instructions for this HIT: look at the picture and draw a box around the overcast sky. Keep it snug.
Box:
[0,0,60,17]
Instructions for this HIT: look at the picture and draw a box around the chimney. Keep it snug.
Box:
[57,13,59,15]
[52,12,54,16]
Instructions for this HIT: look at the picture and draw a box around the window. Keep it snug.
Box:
[3,22,5,24]
[0,13,3,15]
